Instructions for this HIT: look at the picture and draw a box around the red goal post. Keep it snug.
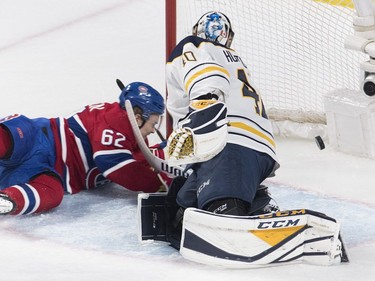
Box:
[165,0,176,136]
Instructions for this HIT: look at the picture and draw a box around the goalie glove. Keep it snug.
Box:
[167,101,228,166]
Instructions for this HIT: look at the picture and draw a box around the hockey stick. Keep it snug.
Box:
[125,99,187,178]
[117,79,166,142]
[116,78,125,91]
[155,128,166,142]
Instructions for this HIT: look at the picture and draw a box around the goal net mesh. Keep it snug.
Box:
[174,0,366,126]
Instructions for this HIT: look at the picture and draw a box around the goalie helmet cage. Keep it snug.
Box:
[165,0,367,137]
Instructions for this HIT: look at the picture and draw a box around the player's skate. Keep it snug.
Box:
[0,193,16,215]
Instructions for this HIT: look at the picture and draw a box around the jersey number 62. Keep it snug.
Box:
[101,129,126,148]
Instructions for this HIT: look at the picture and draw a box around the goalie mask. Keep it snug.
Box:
[119,82,165,120]
[192,11,235,48]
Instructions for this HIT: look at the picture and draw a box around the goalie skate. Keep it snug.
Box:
[137,185,279,242]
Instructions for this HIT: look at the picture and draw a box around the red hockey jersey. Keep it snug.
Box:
[50,102,163,194]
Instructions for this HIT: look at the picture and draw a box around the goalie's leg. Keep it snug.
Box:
[176,143,276,215]
[203,185,279,216]
[165,176,187,249]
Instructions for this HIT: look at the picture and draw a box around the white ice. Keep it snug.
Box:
[0,1,374,280]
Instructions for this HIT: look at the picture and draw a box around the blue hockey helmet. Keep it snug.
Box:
[119,82,165,120]
[192,11,235,48]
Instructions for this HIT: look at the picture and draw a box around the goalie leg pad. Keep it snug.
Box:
[180,208,348,268]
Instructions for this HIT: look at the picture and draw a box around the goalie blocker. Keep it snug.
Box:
[137,192,349,268]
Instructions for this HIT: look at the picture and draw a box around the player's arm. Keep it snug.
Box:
[90,124,169,192]
[93,148,167,192]
[180,37,230,102]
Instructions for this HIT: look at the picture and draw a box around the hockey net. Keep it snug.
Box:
[166,0,367,138]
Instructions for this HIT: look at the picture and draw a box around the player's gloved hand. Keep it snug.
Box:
[151,141,167,149]
[150,141,167,159]
[149,143,174,191]
[157,172,174,191]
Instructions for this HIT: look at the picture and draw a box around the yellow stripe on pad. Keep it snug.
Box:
[249,225,306,246]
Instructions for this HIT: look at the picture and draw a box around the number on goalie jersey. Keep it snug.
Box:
[166,11,280,215]
[0,81,170,215]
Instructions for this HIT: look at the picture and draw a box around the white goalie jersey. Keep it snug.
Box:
[166,36,279,170]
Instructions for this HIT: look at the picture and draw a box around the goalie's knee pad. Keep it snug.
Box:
[204,198,250,216]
